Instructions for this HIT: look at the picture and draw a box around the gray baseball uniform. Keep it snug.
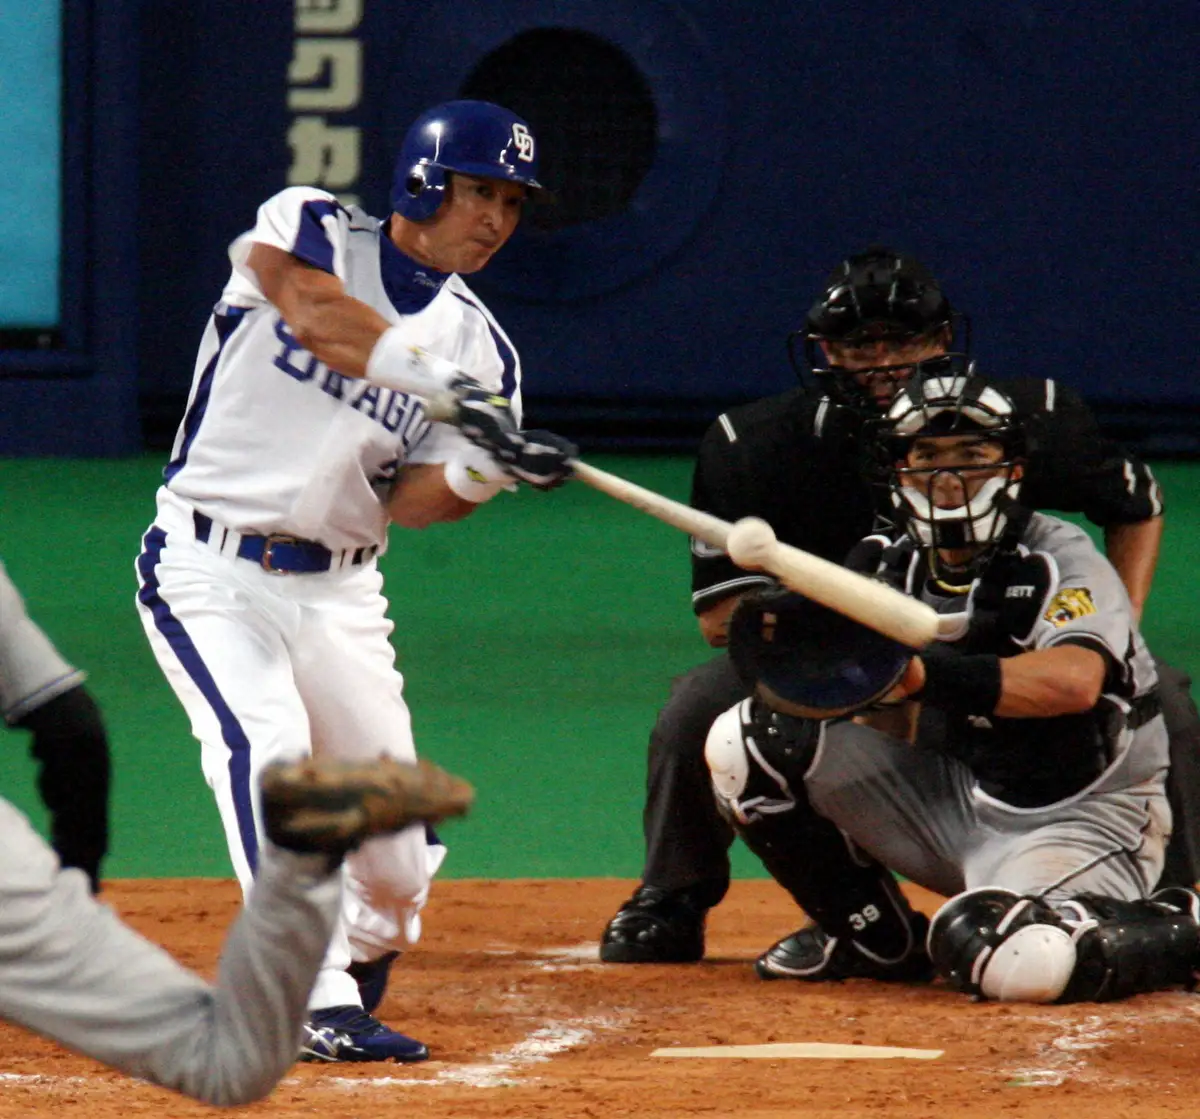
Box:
[0,794,339,1106]
[0,558,85,724]
[806,512,1169,903]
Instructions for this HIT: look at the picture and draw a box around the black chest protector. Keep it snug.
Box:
[867,536,1115,808]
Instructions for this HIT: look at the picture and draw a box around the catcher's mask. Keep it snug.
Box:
[879,363,1026,590]
[728,586,913,719]
[786,245,970,416]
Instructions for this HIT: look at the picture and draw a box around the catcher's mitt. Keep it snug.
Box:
[728,586,913,718]
[260,756,474,857]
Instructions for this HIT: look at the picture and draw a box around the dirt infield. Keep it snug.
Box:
[3,878,1200,1118]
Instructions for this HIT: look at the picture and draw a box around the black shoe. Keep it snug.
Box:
[755,916,933,982]
[600,884,710,963]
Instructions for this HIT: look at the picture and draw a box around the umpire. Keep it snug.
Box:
[600,246,1200,964]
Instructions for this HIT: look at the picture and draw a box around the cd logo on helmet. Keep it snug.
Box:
[511,123,535,162]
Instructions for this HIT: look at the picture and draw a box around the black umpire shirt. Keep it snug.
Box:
[690,380,1163,615]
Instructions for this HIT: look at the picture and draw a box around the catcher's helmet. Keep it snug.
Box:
[728,587,913,719]
[390,100,544,222]
[880,361,1026,579]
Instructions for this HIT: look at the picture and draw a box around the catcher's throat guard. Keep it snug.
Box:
[728,587,913,719]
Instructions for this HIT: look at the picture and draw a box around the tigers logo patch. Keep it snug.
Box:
[1044,587,1097,626]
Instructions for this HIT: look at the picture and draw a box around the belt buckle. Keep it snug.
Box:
[261,533,301,574]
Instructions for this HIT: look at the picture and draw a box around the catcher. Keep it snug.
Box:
[601,246,1200,967]
[0,755,472,1105]
[703,366,1199,1002]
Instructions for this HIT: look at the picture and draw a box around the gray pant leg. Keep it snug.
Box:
[642,655,748,899]
[968,778,1169,902]
[0,798,339,1106]
[806,721,973,899]
[812,721,1168,906]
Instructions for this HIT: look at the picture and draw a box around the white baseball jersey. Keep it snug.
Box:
[162,186,524,551]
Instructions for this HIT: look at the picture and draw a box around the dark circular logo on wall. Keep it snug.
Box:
[386,2,728,302]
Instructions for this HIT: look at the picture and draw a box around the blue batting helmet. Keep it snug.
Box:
[390,100,544,222]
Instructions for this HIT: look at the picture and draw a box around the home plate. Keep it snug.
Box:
[652,1043,943,1060]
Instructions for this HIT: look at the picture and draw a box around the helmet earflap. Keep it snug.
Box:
[389,99,544,224]
[396,162,449,223]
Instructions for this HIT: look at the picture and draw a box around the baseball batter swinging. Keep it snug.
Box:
[704,368,1200,1002]
[133,100,574,1063]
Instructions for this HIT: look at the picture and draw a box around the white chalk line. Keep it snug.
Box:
[1002,997,1200,1087]
[0,1074,89,1087]
[318,1022,600,1088]
[0,1019,607,1095]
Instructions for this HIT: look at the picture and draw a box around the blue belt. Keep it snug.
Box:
[192,511,378,575]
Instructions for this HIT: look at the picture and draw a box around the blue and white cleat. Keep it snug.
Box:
[300,1005,429,1063]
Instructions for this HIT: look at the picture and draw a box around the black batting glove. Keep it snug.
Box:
[448,378,576,490]
[506,429,577,490]
[450,377,523,450]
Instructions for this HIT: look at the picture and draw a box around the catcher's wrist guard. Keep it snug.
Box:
[911,647,1002,716]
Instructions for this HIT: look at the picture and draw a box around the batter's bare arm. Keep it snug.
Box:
[247,242,388,377]
[387,463,476,527]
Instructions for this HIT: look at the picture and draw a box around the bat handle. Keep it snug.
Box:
[421,391,462,424]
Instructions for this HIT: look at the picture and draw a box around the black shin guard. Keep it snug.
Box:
[1059,892,1200,1002]
[710,701,921,963]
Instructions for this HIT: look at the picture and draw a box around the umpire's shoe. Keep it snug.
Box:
[756,917,934,982]
[600,884,717,963]
[300,1006,429,1063]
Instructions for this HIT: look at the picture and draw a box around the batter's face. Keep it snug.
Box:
[396,174,527,274]
[821,331,950,408]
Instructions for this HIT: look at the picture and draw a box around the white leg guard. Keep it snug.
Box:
[928,889,1077,1002]
[929,887,1200,1003]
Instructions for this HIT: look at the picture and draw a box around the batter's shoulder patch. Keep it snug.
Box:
[1044,586,1097,626]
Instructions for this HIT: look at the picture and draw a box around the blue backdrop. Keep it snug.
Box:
[4,1,1198,454]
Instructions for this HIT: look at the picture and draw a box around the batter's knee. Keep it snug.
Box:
[349,826,441,907]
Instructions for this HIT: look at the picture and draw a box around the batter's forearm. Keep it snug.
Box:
[388,463,479,526]
[1104,517,1163,620]
[283,290,391,379]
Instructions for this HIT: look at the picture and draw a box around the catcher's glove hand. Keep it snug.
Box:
[260,756,474,858]
[728,586,914,719]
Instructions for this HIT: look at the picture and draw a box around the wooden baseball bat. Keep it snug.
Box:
[420,394,939,648]
[571,462,940,650]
